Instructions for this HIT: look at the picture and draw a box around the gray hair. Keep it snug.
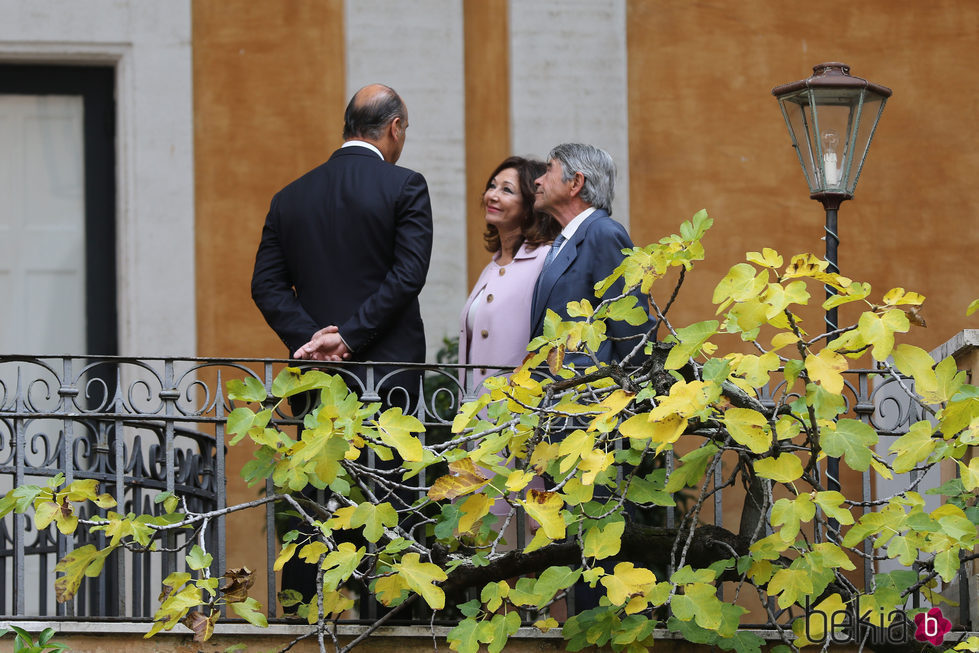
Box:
[547,143,616,214]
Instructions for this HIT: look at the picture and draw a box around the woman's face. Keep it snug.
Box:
[483,167,525,234]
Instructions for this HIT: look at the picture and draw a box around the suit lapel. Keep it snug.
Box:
[530,211,605,334]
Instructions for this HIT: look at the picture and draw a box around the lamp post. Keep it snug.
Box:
[772,62,891,334]
[772,63,891,500]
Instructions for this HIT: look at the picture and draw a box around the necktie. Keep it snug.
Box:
[542,234,566,270]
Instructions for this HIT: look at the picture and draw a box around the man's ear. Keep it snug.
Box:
[569,171,585,197]
[388,116,403,139]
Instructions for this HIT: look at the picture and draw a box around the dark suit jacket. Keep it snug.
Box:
[251,146,433,366]
[530,209,649,364]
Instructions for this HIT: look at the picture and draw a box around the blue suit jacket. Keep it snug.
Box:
[530,210,650,364]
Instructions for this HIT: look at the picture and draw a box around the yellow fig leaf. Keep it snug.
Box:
[746,248,783,269]
[600,562,656,608]
[298,541,329,565]
[375,574,411,606]
[529,442,560,473]
[505,469,535,493]
[649,379,717,420]
[520,490,566,540]
[753,453,804,483]
[892,344,938,400]
[34,500,62,532]
[771,331,800,351]
[588,389,635,432]
[428,458,491,501]
[889,421,937,474]
[319,591,354,618]
[563,477,594,505]
[321,542,365,591]
[713,263,769,308]
[671,582,726,630]
[747,559,774,584]
[770,494,815,541]
[724,408,772,454]
[883,287,926,307]
[62,479,99,502]
[457,493,494,534]
[327,506,356,531]
[822,281,871,311]
[579,448,614,485]
[54,544,115,603]
[733,352,781,388]
[960,457,979,492]
[821,419,878,472]
[452,394,492,433]
[665,320,719,369]
[583,520,625,560]
[558,430,595,473]
[621,412,689,453]
[811,542,856,571]
[857,309,910,362]
[763,280,811,317]
[350,501,398,543]
[813,491,854,525]
[376,408,425,462]
[768,567,814,609]
[805,348,847,394]
[775,415,802,441]
[393,552,448,610]
[273,542,297,572]
[523,526,552,554]
[534,617,559,632]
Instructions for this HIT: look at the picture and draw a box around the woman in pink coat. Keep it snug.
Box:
[458,156,561,390]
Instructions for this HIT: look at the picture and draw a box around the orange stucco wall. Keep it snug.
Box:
[464,0,511,289]
[192,0,346,610]
[627,0,979,353]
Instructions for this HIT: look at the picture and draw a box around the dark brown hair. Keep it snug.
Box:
[482,156,561,256]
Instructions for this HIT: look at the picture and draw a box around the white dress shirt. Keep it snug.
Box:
[553,207,596,256]
[341,139,384,160]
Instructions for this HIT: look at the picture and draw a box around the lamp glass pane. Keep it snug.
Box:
[807,88,862,193]
[847,92,887,194]
[778,93,819,193]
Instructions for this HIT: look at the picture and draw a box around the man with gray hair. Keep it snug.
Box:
[530,143,650,364]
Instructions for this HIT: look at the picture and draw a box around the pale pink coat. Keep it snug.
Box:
[459,242,549,522]
[458,242,549,390]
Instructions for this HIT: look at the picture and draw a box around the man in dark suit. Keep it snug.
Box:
[250,84,433,612]
[252,83,432,371]
[530,143,649,365]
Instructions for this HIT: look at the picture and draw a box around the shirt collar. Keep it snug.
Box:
[559,207,597,242]
[342,140,384,160]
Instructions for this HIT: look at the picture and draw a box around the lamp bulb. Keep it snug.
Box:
[821,130,841,187]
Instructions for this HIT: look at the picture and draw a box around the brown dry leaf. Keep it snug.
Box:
[222,566,255,603]
[547,346,565,375]
[905,306,927,327]
[183,609,217,642]
[427,458,490,501]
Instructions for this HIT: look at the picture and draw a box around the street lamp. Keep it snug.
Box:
[772,62,891,334]
[772,63,891,503]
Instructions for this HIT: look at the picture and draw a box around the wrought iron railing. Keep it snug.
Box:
[0,355,968,631]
